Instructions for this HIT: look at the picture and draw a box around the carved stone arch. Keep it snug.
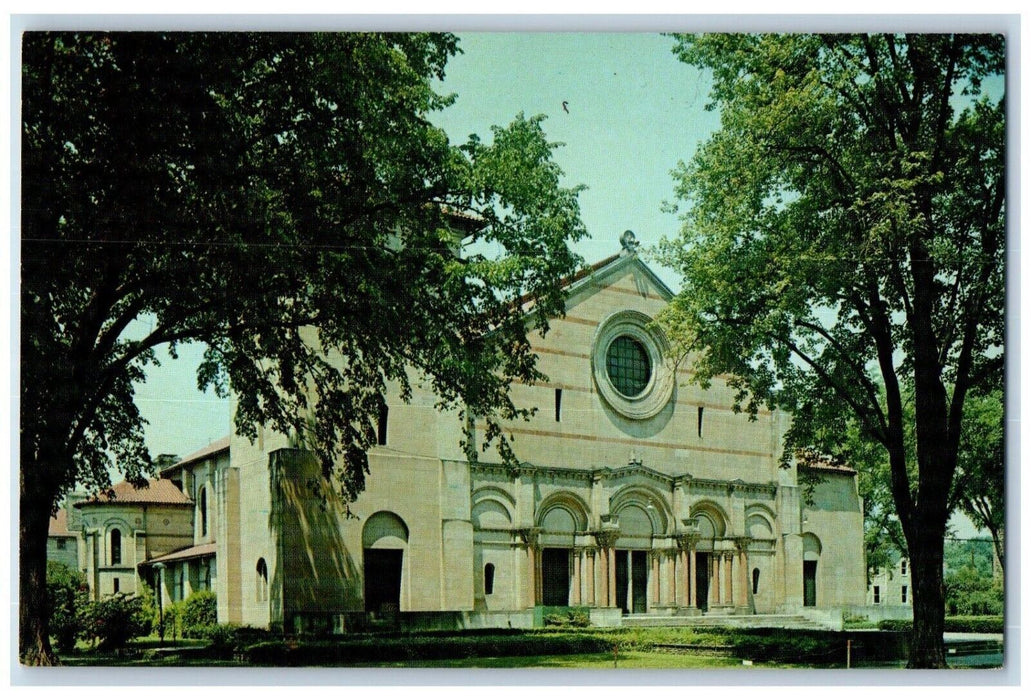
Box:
[802,532,823,561]
[104,516,133,533]
[472,485,516,509]
[690,500,729,535]
[609,484,671,536]
[690,501,728,551]
[744,504,776,539]
[472,497,513,530]
[362,511,409,549]
[535,491,590,532]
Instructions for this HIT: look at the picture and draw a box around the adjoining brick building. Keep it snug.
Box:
[72,478,194,599]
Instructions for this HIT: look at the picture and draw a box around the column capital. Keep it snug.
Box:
[594,528,620,549]
[516,527,541,548]
[676,532,700,550]
[734,537,753,551]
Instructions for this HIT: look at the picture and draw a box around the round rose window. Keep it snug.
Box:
[592,310,674,420]
[606,335,652,397]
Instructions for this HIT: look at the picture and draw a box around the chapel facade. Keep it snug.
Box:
[213,240,867,632]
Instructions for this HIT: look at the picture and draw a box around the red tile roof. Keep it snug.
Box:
[76,478,193,507]
[49,509,73,537]
[143,542,217,565]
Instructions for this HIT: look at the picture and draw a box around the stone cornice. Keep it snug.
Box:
[465,459,778,498]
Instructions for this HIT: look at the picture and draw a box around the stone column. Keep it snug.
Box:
[650,550,660,608]
[723,550,733,607]
[665,549,677,606]
[585,547,597,606]
[571,547,583,605]
[595,529,619,607]
[735,537,752,611]
[518,528,541,608]
[687,540,698,609]
[712,551,722,605]
[608,549,618,609]
[681,548,690,606]
[675,520,700,612]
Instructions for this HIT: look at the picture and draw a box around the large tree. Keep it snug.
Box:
[658,34,1004,668]
[21,32,586,665]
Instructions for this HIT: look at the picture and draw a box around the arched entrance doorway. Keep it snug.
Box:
[614,503,653,614]
[539,505,577,606]
[691,507,725,612]
[362,511,409,615]
[802,533,821,607]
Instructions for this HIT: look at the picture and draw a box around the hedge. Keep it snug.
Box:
[877,616,1004,634]
[245,633,611,665]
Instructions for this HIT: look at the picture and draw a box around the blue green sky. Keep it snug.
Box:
[135,33,715,459]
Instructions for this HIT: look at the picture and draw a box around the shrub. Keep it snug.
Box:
[944,616,1004,634]
[46,561,89,653]
[134,580,158,637]
[164,601,185,641]
[80,593,149,650]
[877,619,912,632]
[181,590,218,638]
[543,609,591,628]
[244,632,611,665]
[199,624,240,659]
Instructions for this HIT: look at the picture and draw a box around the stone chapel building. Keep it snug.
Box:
[190,237,867,632]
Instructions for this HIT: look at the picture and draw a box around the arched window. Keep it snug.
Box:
[752,567,760,594]
[256,558,268,602]
[484,563,496,595]
[199,487,209,538]
[110,528,122,565]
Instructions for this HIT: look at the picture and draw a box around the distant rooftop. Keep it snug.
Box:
[48,509,74,537]
[143,542,217,566]
[76,478,192,507]
[161,435,231,475]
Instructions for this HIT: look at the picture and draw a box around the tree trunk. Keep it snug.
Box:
[19,483,60,666]
[906,528,947,668]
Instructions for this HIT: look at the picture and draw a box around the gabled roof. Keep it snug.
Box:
[516,248,674,317]
[564,249,676,303]
[161,435,230,476]
[75,478,193,507]
[49,509,73,537]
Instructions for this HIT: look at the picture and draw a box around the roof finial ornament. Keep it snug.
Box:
[619,229,639,255]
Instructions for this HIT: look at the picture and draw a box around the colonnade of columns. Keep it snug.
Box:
[517,529,753,612]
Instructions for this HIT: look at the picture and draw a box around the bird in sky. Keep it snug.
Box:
[562,101,569,114]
